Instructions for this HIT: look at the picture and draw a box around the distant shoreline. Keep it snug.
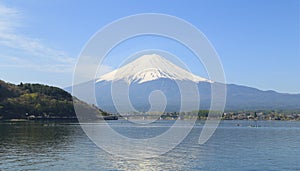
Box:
[2,117,299,122]
[0,115,118,122]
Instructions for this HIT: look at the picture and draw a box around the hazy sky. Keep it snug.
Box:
[0,0,299,93]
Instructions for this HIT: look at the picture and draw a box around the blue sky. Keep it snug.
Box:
[0,0,299,93]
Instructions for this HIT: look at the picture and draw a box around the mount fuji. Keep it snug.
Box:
[96,54,212,84]
[68,54,300,113]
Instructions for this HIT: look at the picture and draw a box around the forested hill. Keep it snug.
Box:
[0,80,106,120]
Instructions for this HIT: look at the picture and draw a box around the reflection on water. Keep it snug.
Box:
[1,121,300,171]
[0,122,79,170]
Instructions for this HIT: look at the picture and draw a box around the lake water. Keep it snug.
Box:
[1,120,300,171]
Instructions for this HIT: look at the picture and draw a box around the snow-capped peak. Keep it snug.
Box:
[96,54,213,84]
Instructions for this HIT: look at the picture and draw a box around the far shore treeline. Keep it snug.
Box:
[0,80,299,121]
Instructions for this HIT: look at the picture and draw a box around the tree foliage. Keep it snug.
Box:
[0,80,104,120]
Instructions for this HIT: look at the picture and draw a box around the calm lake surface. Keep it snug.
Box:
[1,120,300,171]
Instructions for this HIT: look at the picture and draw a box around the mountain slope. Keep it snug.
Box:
[97,54,212,84]
[69,54,300,113]
[225,84,300,110]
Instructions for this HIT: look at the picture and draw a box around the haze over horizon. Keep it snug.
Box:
[0,0,299,93]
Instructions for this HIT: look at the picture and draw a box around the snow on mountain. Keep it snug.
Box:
[66,54,300,112]
[96,54,213,84]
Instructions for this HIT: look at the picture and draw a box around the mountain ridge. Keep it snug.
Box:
[68,54,300,113]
